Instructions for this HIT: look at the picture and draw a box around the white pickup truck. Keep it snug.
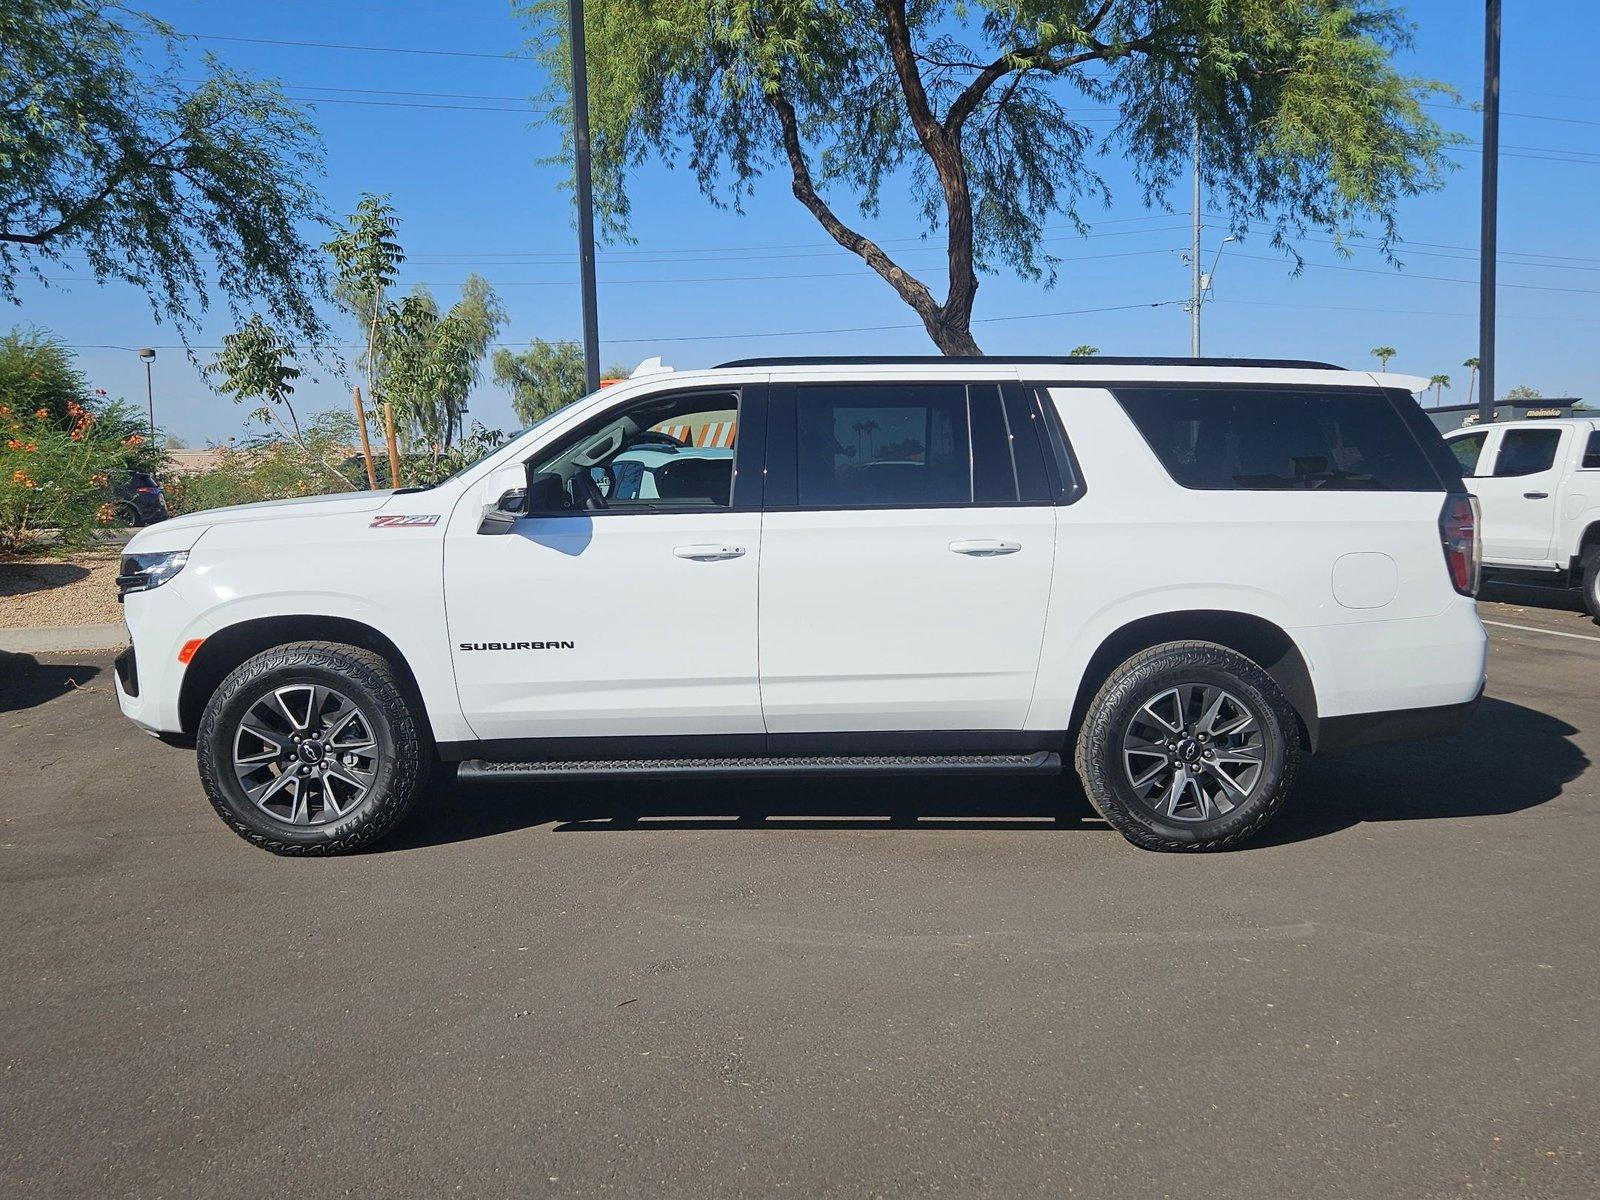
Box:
[1442,417,1600,617]
[114,356,1488,856]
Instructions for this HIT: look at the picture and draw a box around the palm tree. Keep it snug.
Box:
[861,418,880,458]
[1428,374,1451,407]
[1371,346,1398,371]
[1463,356,1481,407]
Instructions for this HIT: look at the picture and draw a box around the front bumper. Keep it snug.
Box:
[1316,684,1485,754]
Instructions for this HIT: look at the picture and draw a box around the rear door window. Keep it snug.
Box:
[793,384,971,507]
[1584,430,1600,469]
[1114,387,1444,491]
[1491,429,1562,477]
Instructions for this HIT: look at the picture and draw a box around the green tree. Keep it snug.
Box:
[1,1,328,345]
[1428,373,1450,405]
[519,0,1454,354]
[1502,384,1542,402]
[324,194,405,410]
[491,339,627,425]
[1069,344,1100,357]
[208,317,349,489]
[1371,345,1397,370]
[1462,355,1480,405]
[380,276,508,456]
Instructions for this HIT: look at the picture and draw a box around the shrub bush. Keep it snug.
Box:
[0,399,142,555]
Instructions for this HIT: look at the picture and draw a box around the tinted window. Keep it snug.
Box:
[1447,431,1488,476]
[1002,387,1054,501]
[795,384,970,507]
[1115,387,1441,491]
[969,385,1017,503]
[1492,429,1561,477]
[1583,430,1600,469]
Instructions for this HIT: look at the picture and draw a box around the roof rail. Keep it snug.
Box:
[714,354,1346,370]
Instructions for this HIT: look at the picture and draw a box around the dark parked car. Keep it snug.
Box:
[109,470,169,527]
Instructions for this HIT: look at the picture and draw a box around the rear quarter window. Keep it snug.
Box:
[1114,386,1446,492]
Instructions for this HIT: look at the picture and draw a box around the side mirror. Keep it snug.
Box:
[478,464,531,536]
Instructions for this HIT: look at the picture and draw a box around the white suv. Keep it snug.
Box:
[114,356,1487,855]
[1442,417,1600,617]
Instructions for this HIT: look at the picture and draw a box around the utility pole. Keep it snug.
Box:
[569,0,601,394]
[137,347,156,440]
[1479,0,1501,425]
[1190,117,1202,357]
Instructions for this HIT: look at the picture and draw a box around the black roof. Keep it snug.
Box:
[714,354,1345,370]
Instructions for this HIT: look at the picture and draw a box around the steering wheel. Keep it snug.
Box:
[570,467,609,511]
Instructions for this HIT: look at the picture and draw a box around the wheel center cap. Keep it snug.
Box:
[1177,738,1202,763]
[297,740,326,764]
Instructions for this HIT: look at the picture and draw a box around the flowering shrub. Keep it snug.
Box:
[0,401,135,555]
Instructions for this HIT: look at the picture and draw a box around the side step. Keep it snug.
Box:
[458,751,1061,783]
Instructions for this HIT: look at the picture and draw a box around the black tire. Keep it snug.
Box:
[1581,548,1600,622]
[196,641,430,855]
[1074,641,1301,852]
[116,502,143,528]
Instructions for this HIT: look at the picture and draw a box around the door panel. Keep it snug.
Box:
[1474,427,1566,562]
[758,507,1056,730]
[446,512,762,740]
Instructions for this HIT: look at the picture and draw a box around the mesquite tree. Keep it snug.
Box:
[519,1,1454,354]
[2,1,328,345]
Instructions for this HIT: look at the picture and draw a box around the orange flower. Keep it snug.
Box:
[33,408,48,420]
[0,405,10,416]
[10,469,27,483]
[24,479,35,489]
[24,443,37,452]
[95,503,117,524]
[5,439,18,451]
[70,430,84,441]
[124,434,144,447]
[91,473,108,486]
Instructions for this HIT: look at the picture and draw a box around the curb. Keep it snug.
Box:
[0,624,126,653]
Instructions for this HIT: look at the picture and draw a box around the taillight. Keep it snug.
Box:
[1439,493,1480,597]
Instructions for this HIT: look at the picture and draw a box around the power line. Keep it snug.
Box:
[176,31,530,61]
[1227,250,1600,296]
[1212,297,1600,324]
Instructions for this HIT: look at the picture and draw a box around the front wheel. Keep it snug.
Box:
[1074,641,1301,852]
[197,641,430,855]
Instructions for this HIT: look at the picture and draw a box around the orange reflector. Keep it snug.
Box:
[177,638,205,665]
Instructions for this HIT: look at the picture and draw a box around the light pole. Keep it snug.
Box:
[568,0,601,394]
[1478,0,1501,426]
[137,348,156,441]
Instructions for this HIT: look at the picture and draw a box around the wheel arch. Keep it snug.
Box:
[178,615,430,738]
[1066,610,1319,750]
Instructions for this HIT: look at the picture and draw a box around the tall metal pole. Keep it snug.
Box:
[138,347,156,440]
[1478,0,1501,425]
[568,0,601,394]
[1190,117,1202,357]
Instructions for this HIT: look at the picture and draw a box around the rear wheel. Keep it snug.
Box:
[1581,548,1600,621]
[197,641,429,855]
[1074,641,1300,851]
[115,502,142,528]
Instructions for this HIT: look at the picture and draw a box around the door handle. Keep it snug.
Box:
[948,539,1021,556]
[1523,491,1550,500]
[674,544,746,561]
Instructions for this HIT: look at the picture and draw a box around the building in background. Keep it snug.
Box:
[1424,397,1588,434]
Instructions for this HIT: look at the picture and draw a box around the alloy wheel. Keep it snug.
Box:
[232,684,381,826]
[1121,683,1267,822]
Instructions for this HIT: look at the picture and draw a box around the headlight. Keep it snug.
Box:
[117,551,189,599]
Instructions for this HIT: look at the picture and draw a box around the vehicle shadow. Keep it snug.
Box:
[0,651,103,714]
[1480,579,1589,617]
[387,697,1583,853]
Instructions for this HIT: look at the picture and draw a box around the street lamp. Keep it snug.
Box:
[137,348,156,441]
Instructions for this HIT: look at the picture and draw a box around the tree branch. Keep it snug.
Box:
[763,82,943,332]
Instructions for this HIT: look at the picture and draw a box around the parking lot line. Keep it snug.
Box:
[1482,618,1600,644]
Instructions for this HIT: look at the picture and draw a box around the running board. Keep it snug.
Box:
[458,751,1061,783]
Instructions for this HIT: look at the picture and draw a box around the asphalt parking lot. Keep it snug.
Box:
[3,593,1598,1198]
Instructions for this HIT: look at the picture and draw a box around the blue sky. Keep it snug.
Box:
[12,0,1599,445]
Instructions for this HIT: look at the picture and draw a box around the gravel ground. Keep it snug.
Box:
[0,549,123,629]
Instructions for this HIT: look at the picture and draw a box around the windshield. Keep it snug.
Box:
[413,408,569,491]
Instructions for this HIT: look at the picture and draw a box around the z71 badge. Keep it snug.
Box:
[370,514,440,528]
